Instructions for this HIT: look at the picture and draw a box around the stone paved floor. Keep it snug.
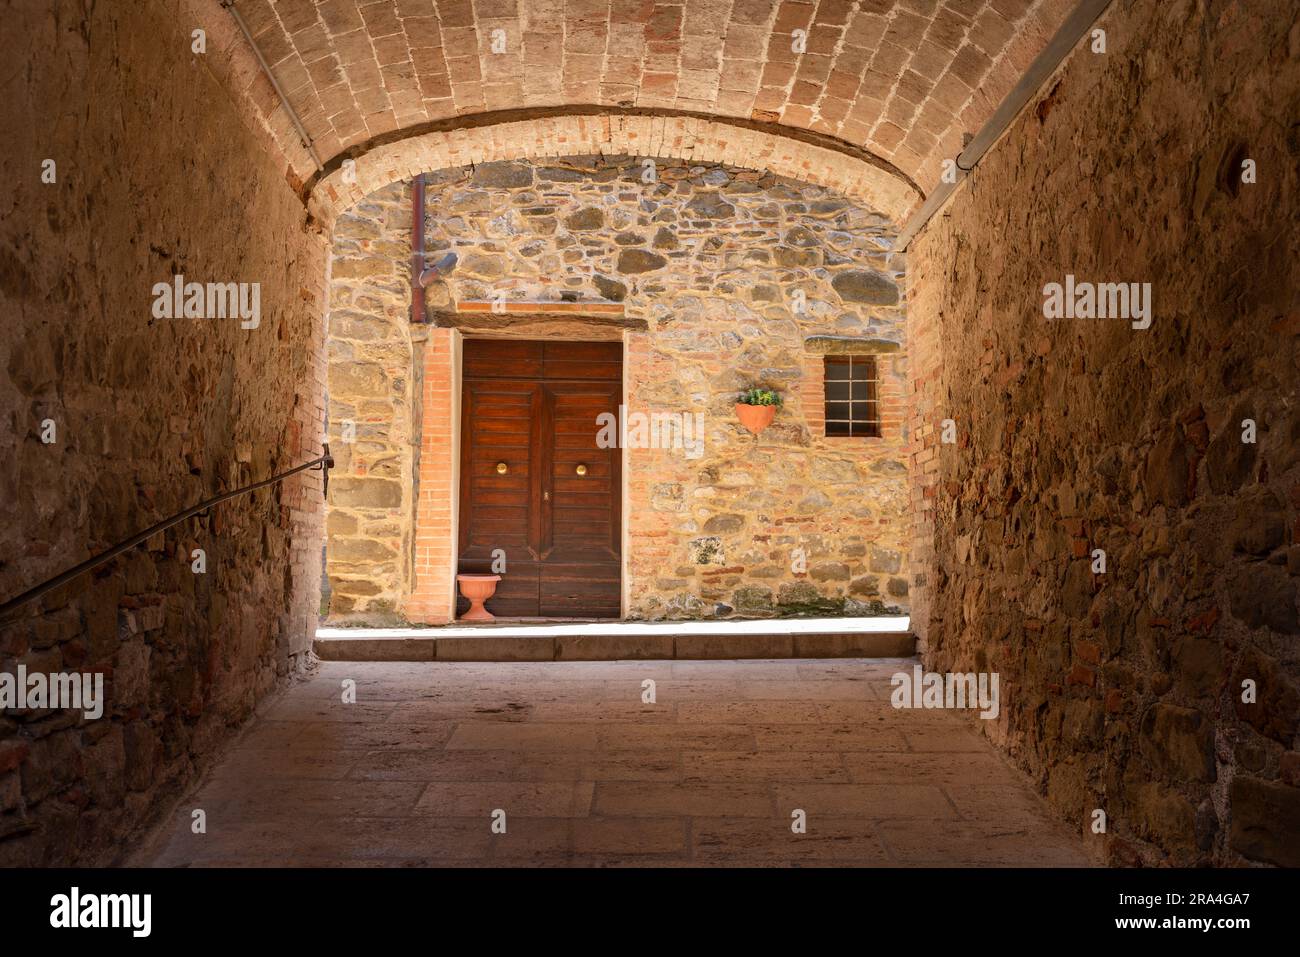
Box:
[138,659,1091,867]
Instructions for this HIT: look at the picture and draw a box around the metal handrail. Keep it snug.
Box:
[0,445,333,619]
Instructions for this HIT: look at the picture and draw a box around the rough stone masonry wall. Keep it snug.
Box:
[326,187,420,621]
[326,156,911,623]
[0,1,327,864]
[909,0,1300,866]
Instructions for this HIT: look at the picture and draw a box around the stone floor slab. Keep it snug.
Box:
[135,659,1091,868]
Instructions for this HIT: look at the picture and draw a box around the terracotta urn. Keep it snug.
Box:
[735,402,777,436]
[456,573,501,622]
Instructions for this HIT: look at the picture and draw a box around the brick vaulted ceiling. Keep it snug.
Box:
[223,0,1073,216]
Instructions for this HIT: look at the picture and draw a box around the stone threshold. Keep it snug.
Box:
[314,616,915,662]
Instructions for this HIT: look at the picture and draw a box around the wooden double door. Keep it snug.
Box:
[457,339,622,618]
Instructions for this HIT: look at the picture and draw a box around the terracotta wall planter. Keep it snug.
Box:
[735,402,777,435]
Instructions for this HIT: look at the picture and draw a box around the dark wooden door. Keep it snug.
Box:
[457,339,622,618]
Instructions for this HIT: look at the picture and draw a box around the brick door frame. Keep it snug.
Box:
[619,332,632,620]
[406,327,462,624]
[407,327,630,624]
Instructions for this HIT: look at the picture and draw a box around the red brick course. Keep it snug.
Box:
[407,328,459,623]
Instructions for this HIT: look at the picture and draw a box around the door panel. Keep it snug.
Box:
[457,339,622,618]
[458,379,540,562]
[539,563,621,618]
[546,382,620,564]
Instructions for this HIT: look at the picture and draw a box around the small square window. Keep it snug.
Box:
[823,356,880,438]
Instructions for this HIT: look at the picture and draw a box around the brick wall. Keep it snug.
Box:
[409,329,460,623]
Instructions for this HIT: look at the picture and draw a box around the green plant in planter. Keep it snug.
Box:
[738,387,782,407]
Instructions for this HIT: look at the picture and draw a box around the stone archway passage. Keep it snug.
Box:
[457,339,623,618]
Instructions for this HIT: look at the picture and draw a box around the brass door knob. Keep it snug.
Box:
[495,461,508,474]
[575,463,588,476]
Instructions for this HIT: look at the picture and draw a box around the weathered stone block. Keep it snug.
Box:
[329,363,388,396]
[686,193,734,219]
[652,226,679,250]
[732,587,773,612]
[84,725,126,808]
[773,245,819,267]
[460,252,504,279]
[1206,405,1257,495]
[777,582,842,613]
[617,248,668,273]
[20,732,82,804]
[470,162,533,188]
[703,514,744,534]
[329,538,398,563]
[565,207,604,230]
[1229,776,1300,867]
[831,270,899,305]
[1226,565,1298,634]
[330,478,402,508]
[1170,637,1223,699]
[1230,488,1286,555]
[331,579,383,597]
[113,640,151,711]
[327,512,358,536]
[688,537,724,565]
[810,562,850,581]
[869,546,902,574]
[1143,429,1190,508]
[849,575,880,596]
[1138,705,1216,783]
[1231,648,1300,744]
[593,274,626,301]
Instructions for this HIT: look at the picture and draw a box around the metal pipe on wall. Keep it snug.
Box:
[894,0,1114,254]
[220,0,323,172]
[411,173,427,324]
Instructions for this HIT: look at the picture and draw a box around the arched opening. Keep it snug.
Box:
[307,111,922,230]
[4,0,1295,875]
[322,153,913,627]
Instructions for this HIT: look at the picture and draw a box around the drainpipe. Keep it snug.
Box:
[411,174,427,324]
[408,173,428,614]
[410,174,458,324]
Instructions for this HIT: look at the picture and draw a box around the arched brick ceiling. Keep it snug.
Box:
[225,0,1070,211]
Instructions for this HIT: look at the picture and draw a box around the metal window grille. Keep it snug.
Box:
[823,355,881,437]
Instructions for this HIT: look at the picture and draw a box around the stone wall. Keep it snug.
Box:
[0,0,327,864]
[325,156,911,623]
[325,187,419,621]
[908,0,1300,866]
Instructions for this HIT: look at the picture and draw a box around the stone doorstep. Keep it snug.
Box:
[313,631,916,662]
